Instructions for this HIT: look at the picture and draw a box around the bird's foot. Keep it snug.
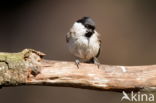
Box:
[93,57,100,68]
[75,59,80,69]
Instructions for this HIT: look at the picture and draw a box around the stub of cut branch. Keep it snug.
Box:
[0,49,156,92]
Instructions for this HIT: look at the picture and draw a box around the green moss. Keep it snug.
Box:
[0,49,44,86]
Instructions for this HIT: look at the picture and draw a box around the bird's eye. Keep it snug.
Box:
[85,24,90,28]
[85,24,95,30]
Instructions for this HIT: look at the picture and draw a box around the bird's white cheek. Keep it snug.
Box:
[72,22,87,36]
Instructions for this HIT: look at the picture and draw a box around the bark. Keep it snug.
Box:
[0,49,156,92]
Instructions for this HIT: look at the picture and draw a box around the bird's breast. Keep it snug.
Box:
[68,35,100,60]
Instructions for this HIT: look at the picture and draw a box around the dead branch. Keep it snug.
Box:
[0,49,156,92]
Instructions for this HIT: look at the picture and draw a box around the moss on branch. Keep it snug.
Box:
[0,49,44,86]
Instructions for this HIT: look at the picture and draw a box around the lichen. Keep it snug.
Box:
[0,49,44,86]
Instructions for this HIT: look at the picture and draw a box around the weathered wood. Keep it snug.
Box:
[0,49,156,92]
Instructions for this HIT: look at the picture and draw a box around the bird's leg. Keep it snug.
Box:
[86,57,100,68]
[75,59,80,69]
[93,57,100,68]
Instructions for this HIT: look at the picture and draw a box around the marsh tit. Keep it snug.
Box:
[66,17,101,68]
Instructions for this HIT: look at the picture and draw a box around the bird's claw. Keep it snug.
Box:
[93,57,100,68]
[75,59,80,69]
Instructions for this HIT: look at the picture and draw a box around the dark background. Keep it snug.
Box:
[0,0,156,103]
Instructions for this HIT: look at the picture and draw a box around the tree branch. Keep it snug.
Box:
[0,49,156,92]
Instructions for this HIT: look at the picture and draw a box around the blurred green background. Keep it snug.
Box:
[0,0,156,103]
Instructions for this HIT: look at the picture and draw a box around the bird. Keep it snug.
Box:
[66,17,101,68]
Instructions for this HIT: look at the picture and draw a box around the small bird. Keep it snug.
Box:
[66,17,101,68]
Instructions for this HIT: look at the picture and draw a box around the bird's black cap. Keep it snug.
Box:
[77,17,95,30]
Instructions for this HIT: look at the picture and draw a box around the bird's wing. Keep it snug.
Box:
[96,39,101,58]
[95,31,101,58]
[66,32,71,43]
